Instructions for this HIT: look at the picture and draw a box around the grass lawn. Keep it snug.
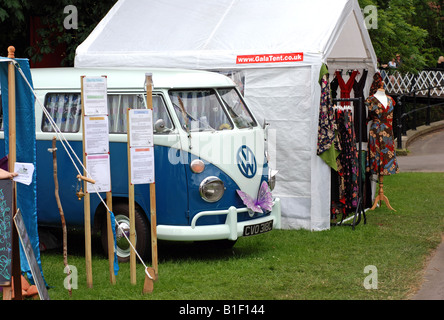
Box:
[4,172,444,301]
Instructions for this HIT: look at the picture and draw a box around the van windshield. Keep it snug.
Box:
[169,89,233,132]
[169,88,256,131]
[217,88,257,129]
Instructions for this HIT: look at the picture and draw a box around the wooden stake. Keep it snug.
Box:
[80,76,93,288]
[76,174,95,184]
[142,267,156,294]
[50,137,72,296]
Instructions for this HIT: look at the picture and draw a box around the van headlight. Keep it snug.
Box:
[199,176,225,202]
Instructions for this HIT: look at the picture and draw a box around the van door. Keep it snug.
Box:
[168,88,265,226]
[107,93,190,227]
[36,91,190,229]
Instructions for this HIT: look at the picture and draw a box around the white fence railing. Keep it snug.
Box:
[381,69,444,96]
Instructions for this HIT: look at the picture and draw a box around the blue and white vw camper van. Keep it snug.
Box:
[4,67,281,261]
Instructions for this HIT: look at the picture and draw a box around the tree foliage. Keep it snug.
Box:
[0,0,30,56]
[30,0,117,66]
[0,0,442,71]
[0,0,117,65]
[359,0,443,73]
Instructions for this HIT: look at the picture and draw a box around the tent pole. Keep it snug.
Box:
[7,46,22,300]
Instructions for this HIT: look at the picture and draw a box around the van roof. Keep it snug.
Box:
[30,67,235,90]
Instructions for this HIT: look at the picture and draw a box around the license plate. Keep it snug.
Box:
[243,220,273,237]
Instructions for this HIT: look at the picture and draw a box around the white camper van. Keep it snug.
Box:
[2,67,281,261]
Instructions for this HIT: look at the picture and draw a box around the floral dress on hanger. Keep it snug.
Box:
[335,109,359,212]
[366,95,399,176]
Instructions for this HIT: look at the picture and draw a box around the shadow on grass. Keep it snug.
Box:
[39,226,102,257]
[39,226,269,264]
[157,238,268,263]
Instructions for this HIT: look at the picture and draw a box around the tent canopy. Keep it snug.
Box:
[75,0,377,70]
[74,0,378,231]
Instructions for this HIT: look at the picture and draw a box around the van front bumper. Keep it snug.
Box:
[157,198,281,241]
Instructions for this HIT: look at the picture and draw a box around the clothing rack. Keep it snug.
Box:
[332,105,353,111]
[332,97,366,230]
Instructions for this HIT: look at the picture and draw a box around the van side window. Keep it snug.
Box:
[108,94,173,134]
[42,93,173,134]
[108,94,145,133]
[42,93,82,132]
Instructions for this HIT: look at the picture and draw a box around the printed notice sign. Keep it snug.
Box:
[86,154,111,193]
[130,147,155,184]
[129,109,153,147]
[84,115,109,154]
[82,76,107,115]
[236,52,303,64]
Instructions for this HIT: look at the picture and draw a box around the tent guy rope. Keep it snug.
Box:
[10,59,153,280]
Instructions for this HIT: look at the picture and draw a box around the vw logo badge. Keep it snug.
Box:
[237,145,257,178]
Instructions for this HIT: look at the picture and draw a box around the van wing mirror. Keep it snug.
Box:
[154,119,166,133]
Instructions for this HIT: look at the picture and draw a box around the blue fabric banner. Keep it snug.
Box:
[0,57,44,285]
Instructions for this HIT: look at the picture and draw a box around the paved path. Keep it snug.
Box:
[411,235,444,300]
[400,128,444,300]
[397,129,444,173]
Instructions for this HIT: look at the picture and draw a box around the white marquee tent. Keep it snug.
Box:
[75,0,378,231]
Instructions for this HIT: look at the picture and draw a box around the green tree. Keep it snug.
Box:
[360,0,429,73]
[359,0,443,73]
[27,0,117,66]
[0,0,116,65]
[410,0,443,68]
[0,0,30,57]
[1,0,441,70]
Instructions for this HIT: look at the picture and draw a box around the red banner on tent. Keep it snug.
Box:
[236,52,303,64]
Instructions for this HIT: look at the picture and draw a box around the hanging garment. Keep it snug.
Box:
[335,70,358,106]
[331,109,359,218]
[366,94,399,176]
[330,166,344,222]
[330,75,339,100]
[317,65,340,170]
[352,69,368,142]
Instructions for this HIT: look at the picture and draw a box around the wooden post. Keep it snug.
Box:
[127,108,137,285]
[149,183,157,274]
[145,74,158,277]
[3,46,23,300]
[80,76,93,288]
[142,73,158,294]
